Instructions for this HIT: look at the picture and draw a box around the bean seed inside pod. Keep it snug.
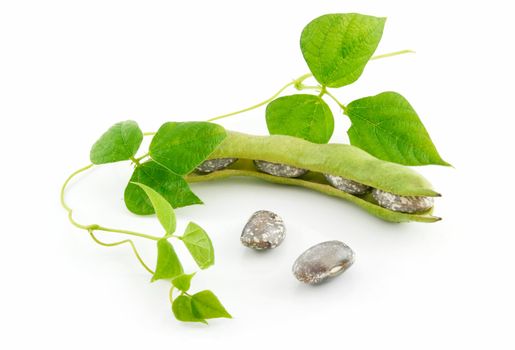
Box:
[292,240,355,285]
[241,210,286,250]
[196,158,238,173]
[372,188,434,213]
[324,174,370,195]
[253,160,308,178]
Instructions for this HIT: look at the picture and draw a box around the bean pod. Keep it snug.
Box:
[187,132,440,223]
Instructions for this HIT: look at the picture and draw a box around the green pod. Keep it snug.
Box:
[186,132,441,223]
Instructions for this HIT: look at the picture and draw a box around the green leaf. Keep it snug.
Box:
[181,222,215,270]
[172,295,207,324]
[124,161,202,215]
[90,120,143,164]
[300,13,386,88]
[266,94,334,144]
[130,182,176,234]
[149,122,227,175]
[172,273,195,292]
[346,92,450,166]
[151,239,183,282]
[191,290,231,319]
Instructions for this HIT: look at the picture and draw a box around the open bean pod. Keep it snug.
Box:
[187,132,441,223]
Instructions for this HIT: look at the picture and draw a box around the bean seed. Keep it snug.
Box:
[292,240,355,285]
[324,174,370,195]
[196,158,238,173]
[372,189,434,213]
[254,160,308,178]
[241,210,286,250]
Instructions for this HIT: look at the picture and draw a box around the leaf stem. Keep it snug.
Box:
[324,90,347,112]
[130,156,141,166]
[207,73,312,122]
[370,49,415,61]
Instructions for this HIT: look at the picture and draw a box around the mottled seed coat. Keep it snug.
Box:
[196,158,238,173]
[372,189,434,213]
[292,241,355,285]
[324,174,370,195]
[254,160,308,178]
[241,210,286,250]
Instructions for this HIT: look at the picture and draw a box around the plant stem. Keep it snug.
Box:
[207,73,311,122]
[204,49,412,123]
[324,90,347,112]
[89,230,155,274]
[370,49,415,61]
[60,164,160,273]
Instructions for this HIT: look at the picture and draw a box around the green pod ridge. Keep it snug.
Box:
[185,160,439,223]
[209,132,439,197]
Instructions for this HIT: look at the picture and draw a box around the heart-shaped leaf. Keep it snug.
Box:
[90,120,143,164]
[266,94,334,143]
[124,161,202,215]
[191,290,231,319]
[149,122,227,175]
[151,239,183,282]
[172,273,196,293]
[181,222,214,269]
[346,92,450,166]
[131,182,176,234]
[301,13,386,88]
[172,295,207,324]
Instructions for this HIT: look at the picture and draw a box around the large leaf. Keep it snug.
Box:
[346,92,449,166]
[191,290,231,319]
[181,222,214,269]
[90,120,143,164]
[124,161,202,215]
[149,122,227,175]
[172,295,207,324]
[151,239,183,282]
[131,182,176,234]
[266,94,334,143]
[300,13,386,88]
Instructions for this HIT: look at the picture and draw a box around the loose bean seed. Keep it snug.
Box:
[241,210,286,250]
[292,240,355,285]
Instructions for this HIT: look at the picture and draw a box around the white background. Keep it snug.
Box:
[1,0,514,349]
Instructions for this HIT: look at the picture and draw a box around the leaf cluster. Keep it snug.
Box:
[265,13,449,166]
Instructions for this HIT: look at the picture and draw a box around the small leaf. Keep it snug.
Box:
[172,273,195,292]
[149,122,227,175]
[152,239,183,282]
[181,222,215,269]
[191,290,232,319]
[172,295,207,324]
[266,94,334,143]
[90,120,143,164]
[131,182,176,234]
[124,161,202,215]
[346,92,450,166]
[301,13,386,88]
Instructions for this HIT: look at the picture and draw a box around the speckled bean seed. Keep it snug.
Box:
[241,210,286,250]
[253,160,308,178]
[292,240,355,285]
[372,189,434,213]
[324,174,370,195]
[196,158,238,173]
